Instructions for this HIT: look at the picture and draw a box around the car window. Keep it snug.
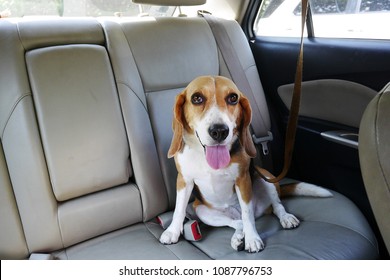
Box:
[255,0,390,40]
[0,0,237,19]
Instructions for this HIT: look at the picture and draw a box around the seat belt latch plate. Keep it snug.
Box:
[252,131,273,155]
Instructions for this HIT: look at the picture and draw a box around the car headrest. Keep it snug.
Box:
[132,0,206,6]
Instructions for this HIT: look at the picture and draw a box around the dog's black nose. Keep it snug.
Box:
[208,124,229,142]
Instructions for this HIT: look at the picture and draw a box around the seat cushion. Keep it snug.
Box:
[54,223,210,260]
[191,192,378,259]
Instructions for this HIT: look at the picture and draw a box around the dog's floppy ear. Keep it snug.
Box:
[168,91,186,158]
[239,95,257,158]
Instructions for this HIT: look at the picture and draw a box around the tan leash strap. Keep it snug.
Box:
[256,0,309,183]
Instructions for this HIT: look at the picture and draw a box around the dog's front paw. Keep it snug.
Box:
[280,213,300,229]
[245,234,264,253]
[160,229,180,245]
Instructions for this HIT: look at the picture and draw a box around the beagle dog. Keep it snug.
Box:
[160,76,332,252]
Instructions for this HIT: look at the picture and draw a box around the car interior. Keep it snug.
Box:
[0,0,388,260]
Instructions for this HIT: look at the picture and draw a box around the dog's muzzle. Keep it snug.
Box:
[196,123,231,170]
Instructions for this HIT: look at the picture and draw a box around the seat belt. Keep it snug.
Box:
[157,210,202,241]
[200,11,273,158]
[201,0,309,183]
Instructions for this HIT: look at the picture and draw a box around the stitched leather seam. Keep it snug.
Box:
[1,93,31,139]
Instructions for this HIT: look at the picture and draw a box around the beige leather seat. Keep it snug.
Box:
[0,18,207,260]
[359,82,390,252]
[0,142,29,259]
[0,1,380,259]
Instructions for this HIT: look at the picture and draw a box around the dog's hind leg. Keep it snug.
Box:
[195,204,245,251]
[268,184,300,229]
[254,178,300,229]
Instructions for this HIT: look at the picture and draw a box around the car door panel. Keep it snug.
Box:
[250,36,390,258]
[250,36,390,183]
[278,79,377,128]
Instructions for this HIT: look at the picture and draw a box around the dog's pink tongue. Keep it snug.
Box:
[205,145,230,169]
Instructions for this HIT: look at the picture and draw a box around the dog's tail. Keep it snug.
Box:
[254,166,333,198]
[279,182,333,198]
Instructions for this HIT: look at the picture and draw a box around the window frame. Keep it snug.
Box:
[246,0,390,41]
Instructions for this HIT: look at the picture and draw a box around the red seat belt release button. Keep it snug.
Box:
[183,220,202,241]
[156,211,173,229]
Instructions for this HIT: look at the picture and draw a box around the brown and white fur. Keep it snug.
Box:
[160,76,332,252]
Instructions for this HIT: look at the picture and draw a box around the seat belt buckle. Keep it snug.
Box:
[156,211,174,229]
[183,220,202,241]
[252,131,273,155]
[157,211,202,241]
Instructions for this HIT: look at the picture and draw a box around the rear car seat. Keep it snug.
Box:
[0,6,379,259]
[0,18,207,260]
[102,12,379,258]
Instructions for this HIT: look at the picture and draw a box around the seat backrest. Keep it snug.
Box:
[108,17,220,209]
[359,82,390,251]
[0,141,29,259]
[0,19,145,253]
[103,16,270,209]
[0,7,273,257]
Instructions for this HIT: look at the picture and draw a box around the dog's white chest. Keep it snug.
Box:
[177,145,240,208]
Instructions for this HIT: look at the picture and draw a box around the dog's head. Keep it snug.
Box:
[168,76,256,169]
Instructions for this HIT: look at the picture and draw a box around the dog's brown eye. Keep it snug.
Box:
[226,93,239,105]
[191,93,205,105]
